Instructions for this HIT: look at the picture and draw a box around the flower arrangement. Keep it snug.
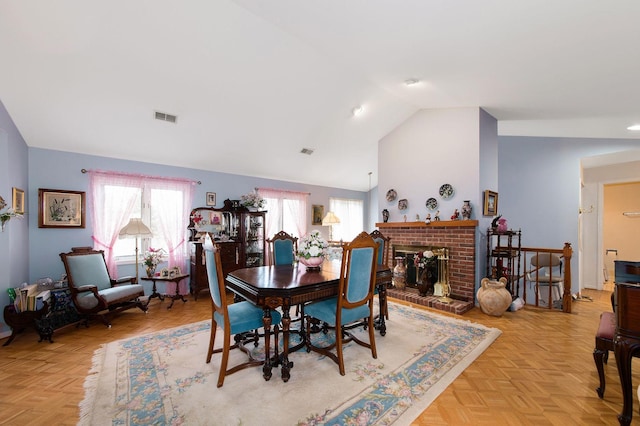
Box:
[142,247,166,270]
[0,195,24,231]
[414,250,437,270]
[297,230,329,259]
[240,189,265,210]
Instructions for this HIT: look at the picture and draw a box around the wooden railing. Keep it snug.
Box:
[516,243,573,313]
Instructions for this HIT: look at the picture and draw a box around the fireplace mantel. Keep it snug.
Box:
[376,220,478,228]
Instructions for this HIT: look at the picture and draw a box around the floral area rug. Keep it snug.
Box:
[79,302,501,425]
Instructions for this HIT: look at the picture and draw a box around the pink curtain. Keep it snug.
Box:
[147,176,195,295]
[88,170,196,285]
[258,187,308,240]
[89,171,143,276]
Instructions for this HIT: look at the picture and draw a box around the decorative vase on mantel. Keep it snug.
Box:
[461,200,472,220]
[476,277,511,317]
[392,257,406,290]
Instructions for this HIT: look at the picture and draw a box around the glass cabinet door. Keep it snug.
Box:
[244,213,264,267]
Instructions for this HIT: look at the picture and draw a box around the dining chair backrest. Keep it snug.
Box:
[267,230,298,266]
[369,230,390,267]
[339,232,379,309]
[204,234,227,321]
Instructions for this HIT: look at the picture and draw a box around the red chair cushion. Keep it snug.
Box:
[596,311,615,340]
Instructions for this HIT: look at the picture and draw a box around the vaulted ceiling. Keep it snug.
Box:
[1,1,639,191]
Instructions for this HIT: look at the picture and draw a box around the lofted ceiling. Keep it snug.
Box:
[1,1,640,191]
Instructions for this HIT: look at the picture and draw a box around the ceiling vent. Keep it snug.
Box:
[155,111,177,123]
[300,148,314,155]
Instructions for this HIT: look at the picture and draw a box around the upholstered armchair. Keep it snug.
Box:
[59,247,148,327]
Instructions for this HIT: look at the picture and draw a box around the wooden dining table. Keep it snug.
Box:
[225,260,392,382]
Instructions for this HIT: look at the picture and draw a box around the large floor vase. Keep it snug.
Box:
[477,277,511,316]
[300,256,324,271]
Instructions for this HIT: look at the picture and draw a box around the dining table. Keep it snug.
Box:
[225,260,392,382]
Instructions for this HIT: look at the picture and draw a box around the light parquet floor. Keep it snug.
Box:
[0,286,634,425]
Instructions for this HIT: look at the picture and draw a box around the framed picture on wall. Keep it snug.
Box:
[206,192,216,206]
[38,188,86,228]
[312,204,324,225]
[12,187,25,214]
[483,190,498,216]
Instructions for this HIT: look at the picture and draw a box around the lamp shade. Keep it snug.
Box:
[322,211,340,226]
[119,218,153,238]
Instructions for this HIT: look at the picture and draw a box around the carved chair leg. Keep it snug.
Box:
[593,348,607,398]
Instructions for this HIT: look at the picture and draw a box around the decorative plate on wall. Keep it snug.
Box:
[386,189,397,202]
[439,183,454,199]
[426,197,438,210]
[398,199,408,210]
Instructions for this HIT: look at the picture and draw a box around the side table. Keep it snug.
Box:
[3,303,49,346]
[141,274,190,309]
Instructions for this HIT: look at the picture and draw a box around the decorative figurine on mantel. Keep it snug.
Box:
[415,214,420,222]
[434,210,440,221]
[450,209,460,220]
[425,213,431,224]
[382,209,389,223]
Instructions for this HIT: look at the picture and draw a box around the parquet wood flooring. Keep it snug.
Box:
[0,288,633,425]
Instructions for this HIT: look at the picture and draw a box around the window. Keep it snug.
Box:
[88,170,195,276]
[329,197,364,241]
[258,188,308,241]
[112,187,183,260]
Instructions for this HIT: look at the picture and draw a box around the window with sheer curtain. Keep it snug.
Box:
[258,188,308,242]
[329,197,364,242]
[88,170,195,277]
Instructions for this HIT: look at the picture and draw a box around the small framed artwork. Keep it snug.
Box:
[206,192,216,206]
[12,187,25,214]
[483,190,499,216]
[38,188,86,228]
[160,267,170,278]
[312,204,324,225]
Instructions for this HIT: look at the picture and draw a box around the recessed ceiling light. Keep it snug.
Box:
[627,124,640,131]
[404,78,420,86]
[352,105,364,116]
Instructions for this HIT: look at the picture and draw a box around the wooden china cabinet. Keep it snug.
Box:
[188,199,266,300]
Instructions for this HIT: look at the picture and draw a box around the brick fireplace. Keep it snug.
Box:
[377,220,478,315]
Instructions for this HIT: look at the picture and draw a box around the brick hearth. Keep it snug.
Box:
[377,220,478,315]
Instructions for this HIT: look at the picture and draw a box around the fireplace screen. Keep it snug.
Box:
[392,245,449,288]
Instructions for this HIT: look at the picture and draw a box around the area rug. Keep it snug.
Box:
[79,302,501,425]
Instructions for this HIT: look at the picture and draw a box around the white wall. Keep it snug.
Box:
[378,108,483,224]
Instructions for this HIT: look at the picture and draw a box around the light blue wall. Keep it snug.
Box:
[498,136,640,293]
[27,148,365,288]
[0,100,29,336]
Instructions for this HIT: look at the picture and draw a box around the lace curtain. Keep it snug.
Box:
[258,188,308,263]
[88,170,196,277]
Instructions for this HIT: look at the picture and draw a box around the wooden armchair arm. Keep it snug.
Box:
[76,284,99,294]
[111,276,136,286]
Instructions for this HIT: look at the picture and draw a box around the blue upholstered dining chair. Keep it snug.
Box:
[304,232,380,375]
[203,235,282,387]
[267,230,298,266]
[369,229,391,320]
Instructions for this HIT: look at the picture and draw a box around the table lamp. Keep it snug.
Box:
[322,211,340,242]
[119,218,153,283]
